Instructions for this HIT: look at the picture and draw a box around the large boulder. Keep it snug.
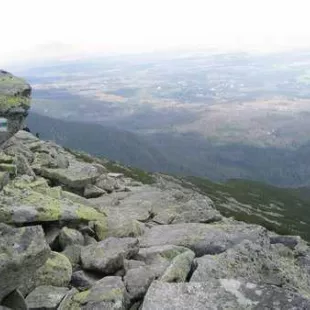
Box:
[64,276,128,309]
[81,237,139,274]
[142,279,310,310]
[0,71,31,145]
[140,222,268,256]
[0,176,106,224]
[19,251,72,296]
[39,160,104,190]
[25,286,69,310]
[191,240,310,296]
[0,224,50,302]
[124,245,195,301]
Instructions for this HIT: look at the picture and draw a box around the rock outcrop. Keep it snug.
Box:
[0,70,31,145]
[1,72,310,309]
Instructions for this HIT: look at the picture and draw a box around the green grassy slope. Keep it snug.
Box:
[185,176,310,241]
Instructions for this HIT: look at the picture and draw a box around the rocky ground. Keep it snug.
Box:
[1,72,310,309]
[1,130,310,309]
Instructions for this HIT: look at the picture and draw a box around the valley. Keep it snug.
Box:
[20,50,310,186]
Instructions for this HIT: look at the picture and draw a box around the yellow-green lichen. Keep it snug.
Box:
[75,206,106,222]
[94,219,109,240]
[35,252,72,287]
[72,290,90,304]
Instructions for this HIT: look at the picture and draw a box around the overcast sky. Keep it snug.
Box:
[1,0,310,67]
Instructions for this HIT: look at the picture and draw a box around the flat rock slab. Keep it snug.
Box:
[140,223,268,256]
[142,280,310,310]
[25,286,69,310]
[81,237,139,274]
[0,224,50,302]
[0,179,105,224]
[39,160,103,189]
[90,185,222,225]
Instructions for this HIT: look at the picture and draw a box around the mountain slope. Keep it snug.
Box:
[185,176,310,241]
[26,112,184,174]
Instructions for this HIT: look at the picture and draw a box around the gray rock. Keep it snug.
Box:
[65,277,127,309]
[71,270,102,290]
[0,171,9,190]
[61,245,82,268]
[94,216,145,240]
[90,184,221,225]
[135,244,192,265]
[15,153,35,177]
[59,227,84,250]
[0,224,50,302]
[81,237,139,274]
[39,160,103,189]
[140,223,267,256]
[95,175,118,193]
[0,71,31,145]
[125,246,195,301]
[124,266,159,301]
[25,286,69,310]
[19,251,72,296]
[84,184,106,198]
[191,240,310,295]
[124,260,146,272]
[160,250,195,282]
[57,288,78,310]
[1,289,27,310]
[0,177,106,225]
[142,279,310,310]
[270,235,299,249]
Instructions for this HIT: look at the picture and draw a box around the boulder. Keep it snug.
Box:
[95,175,119,193]
[94,217,145,240]
[59,227,84,250]
[0,177,106,225]
[90,184,221,225]
[270,235,299,249]
[1,289,27,310]
[61,245,82,269]
[39,160,103,189]
[125,245,195,301]
[0,71,31,145]
[135,244,192,265]
[71,270,102,290]
[57,288,78,310]
[140,222,268,256]
[0,224,50,302]
[142,279,310,310]
[191,240,310,295]
[160,250,195,282]
[81,237,139,274]
[19,251,72,296]
[64,277,128,309]
[124,266,160,301]
[83,184,106,198]
[25,286,69,310]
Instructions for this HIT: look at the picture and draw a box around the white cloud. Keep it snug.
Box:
[1,0,310,66]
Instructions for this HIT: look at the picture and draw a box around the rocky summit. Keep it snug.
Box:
[0,73,310,310]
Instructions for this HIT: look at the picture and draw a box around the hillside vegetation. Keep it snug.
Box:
[186,176,310,241]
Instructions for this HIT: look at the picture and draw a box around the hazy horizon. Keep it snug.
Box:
[2,0,310,68]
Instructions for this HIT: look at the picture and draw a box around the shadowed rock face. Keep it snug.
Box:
[0,70,31,145]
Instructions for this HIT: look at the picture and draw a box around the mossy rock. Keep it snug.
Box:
[0,178,106,225]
